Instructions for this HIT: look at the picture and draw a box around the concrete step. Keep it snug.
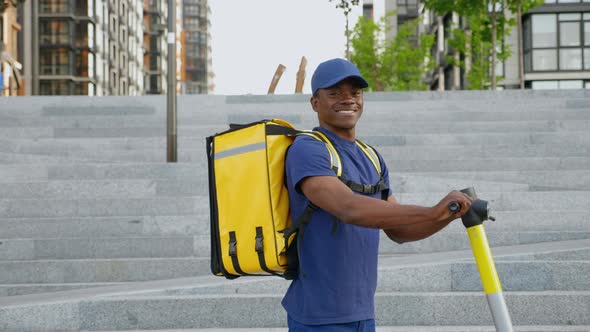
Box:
[3,106,590,130]
[2,209,586,241]
[356,119,590,134]
[150,260,590,295]
[0,215,208,239]
[0,152,98,164]
[0,196,206,218]
[0,179,206,199]
[50,119,590,139]
[0,180,159,199]
[80,326,590,332]
[0,291,585,330]
[359,131,590,147]
[2,142,587,163]
[376,144,590,160]
[227,108,590,123]
[4,130,590,152]
[396,191,590,211]
[0,176,529,199]
[0,162,199,182]
[2,158,586,185]
[0,126,54,139]
[0,282,126,297]
[378,230,590,254]
[0,257,209,283]
[390,174,530,193]
[391,157,590,172]
[0,240,587,327]
[0,236,197,260]
[1,239,585,295]
[8,127,590,146]
[404,170,590,191]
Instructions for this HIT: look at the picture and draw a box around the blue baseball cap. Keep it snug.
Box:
[311,58,369,95]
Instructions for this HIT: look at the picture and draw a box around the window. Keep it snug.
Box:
[524,13,590,72]
[560,22,580,46]
[120,26,128,49]
[545,0,590,2]
[559,80,583,89]
[40,48,70,75]
[532,15,556,48]
[120,52,128,73]
[533,49,557,70]
[110,69,118,91]
[120,78,128,95]
[74,22,90,48]
[40,20,70,44]
[363,4,373,20]
[73,82,91,95]
[40,0,68,14]
[40,80,70,95]
[184,4,199,16]
[184,17,199,30]
[75,50,94,77]
[560,48,582,69]
[531,80,584,89]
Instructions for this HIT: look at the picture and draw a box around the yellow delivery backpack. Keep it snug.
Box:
[206,119,388,279]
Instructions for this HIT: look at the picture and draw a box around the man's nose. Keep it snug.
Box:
[339,91,355,102]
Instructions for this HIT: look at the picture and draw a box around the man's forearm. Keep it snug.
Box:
[337,194,444,229]
[383,217,454,243]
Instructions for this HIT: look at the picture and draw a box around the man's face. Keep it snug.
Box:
[311,78,364,138]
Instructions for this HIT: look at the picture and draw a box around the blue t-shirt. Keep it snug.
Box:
[281,127,392,325]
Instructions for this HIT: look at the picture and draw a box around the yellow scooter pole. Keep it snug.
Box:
[449,187,514,332]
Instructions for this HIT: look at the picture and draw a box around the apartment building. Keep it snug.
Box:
[21,0,161,96]
[363,0,590,90]
[179,0,213,94]
[523,1,590,89]
[0,0,23,96]
[143,0,167,94]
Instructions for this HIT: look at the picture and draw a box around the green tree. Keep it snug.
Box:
[329,0,360,60]
[350,14,435,91]
[424,0,541,90]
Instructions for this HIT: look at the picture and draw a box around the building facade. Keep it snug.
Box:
[522,1,590,89]
[363,0,590,90]
[427,0,590,90]
[20,0,146,96]
[179,0,213,94]
[0,0,23,96]
[143,0,167,95]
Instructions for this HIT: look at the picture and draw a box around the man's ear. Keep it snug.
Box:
[310,95,319,113]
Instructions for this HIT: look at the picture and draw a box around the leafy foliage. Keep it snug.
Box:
[424,0,542,89]
[350,14,435,91]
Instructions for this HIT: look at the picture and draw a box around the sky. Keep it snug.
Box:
[208,1,363,96]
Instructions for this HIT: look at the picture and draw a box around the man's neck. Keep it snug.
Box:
[318,126,356,142]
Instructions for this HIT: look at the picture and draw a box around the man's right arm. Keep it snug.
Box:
[299,175,472,231]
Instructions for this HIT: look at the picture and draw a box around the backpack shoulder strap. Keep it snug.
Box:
[354,139,382,176]
[296,130,343,177]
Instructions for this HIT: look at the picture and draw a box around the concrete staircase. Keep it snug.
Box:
[0,90,589,331]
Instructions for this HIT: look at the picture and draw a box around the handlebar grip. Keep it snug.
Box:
[448,201,461,213]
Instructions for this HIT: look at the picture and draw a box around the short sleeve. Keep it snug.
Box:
[285,136,337,195]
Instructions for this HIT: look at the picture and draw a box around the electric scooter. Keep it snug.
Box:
[449,187,514,332]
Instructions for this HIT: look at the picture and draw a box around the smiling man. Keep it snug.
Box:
[281,58,473,331]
